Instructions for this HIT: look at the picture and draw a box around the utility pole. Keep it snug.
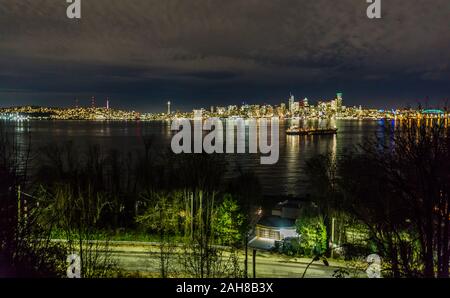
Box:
[252,249,256,278]
[244,238,248,277]
[331,217,336,259]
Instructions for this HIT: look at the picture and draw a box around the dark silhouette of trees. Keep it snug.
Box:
[306,120,450,277]
[137,191,245,278]
[304,153,341,257]
[1,124,263,278]
[37,184,118,278]
[227,169,262,277]
[0,123,66,277]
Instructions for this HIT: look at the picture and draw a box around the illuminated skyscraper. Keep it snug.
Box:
[106,98,110,109]
[288,94,295,113]
[303,97,309,107]
[167,101,171,114]
[336,93,343,112]
[292,102,300,113]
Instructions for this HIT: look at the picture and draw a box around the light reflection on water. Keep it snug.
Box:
[3,119,382,197]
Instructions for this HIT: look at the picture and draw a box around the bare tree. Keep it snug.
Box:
[137,191,181,277]
[0,122,66,277]
[337,120,450,277]
[38,184,118,278]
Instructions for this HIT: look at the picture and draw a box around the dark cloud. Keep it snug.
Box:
[0,0,449,111]
[179,71,240,80]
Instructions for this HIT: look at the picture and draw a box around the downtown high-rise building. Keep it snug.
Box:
[288,94,295,113]
[336,93,343,112]
[303,97,309,107]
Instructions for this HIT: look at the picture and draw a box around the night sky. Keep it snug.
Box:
[1,0,449,112]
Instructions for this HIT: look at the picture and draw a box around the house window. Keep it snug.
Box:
[256,227,281,240]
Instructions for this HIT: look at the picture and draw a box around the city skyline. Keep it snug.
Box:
[3,91,448,122]
[0,91,447,114]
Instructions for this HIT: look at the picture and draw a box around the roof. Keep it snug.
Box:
[248,237,275,250]
[257,216,296,228]
[273,199,301,210]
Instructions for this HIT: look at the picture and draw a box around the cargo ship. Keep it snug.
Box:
[286,126,338,136]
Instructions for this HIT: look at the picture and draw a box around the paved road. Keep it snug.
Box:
[106,243,364,278]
